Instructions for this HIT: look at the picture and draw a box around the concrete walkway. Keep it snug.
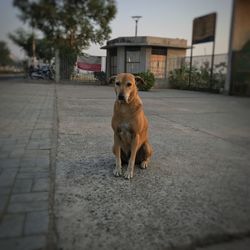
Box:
[0,82,55,249]
[0,81,250,250]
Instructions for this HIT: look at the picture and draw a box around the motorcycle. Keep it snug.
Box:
[29,65,54,80]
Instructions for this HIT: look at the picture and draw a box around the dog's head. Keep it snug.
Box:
[109,73,145,103]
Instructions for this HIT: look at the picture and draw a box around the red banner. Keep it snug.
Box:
[77,62,101,72]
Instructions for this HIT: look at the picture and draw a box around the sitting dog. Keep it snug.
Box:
[111,73,153,179]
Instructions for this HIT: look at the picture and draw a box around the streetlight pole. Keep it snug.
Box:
[132,16,142,37]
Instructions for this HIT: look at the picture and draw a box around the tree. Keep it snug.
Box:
[13,0,116,78]
[9,28,54,61]
[13,0,117,54]
[0,41,13,66]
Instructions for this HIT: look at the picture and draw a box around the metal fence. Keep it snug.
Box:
[167,54,228,75]
[166,54,228,92]
[165,54,228,92]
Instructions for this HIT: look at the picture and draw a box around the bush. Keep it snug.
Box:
[135,71,155,91]
[94,71,108,85]
[168,63,190,89]
[169,61,227,92]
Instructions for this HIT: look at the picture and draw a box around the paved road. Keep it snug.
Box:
[0,81,250,250]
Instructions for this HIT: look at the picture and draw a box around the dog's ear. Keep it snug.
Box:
[108,75,117,85]
[134,76,145,86]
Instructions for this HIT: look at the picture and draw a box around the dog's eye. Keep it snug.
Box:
[127,82,132,87]
[115,82,120,86]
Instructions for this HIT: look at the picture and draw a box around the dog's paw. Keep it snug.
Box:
[140,161,148,169]
[113,167,122,177]
[124,169,134,179]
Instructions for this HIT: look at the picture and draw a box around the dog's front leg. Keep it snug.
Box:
[113,134,122,176]
[124,134,139,179]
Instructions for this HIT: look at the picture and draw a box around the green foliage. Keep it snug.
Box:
[168,63,190,89]
[13,0,117,54]
[9,29,33,58]
[0,41,13,66]
[135,71,155,91]
[213,62,227,90]
[94,71,108,85]
[13,0,117,79]
[169,61,226,92]
[36,38,54,61]
[9,28,54,61]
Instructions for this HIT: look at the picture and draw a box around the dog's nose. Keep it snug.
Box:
[118,94,125,101]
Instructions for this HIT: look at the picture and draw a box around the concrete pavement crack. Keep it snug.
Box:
[47,83,59,250]
[154,113,250,152]
[169,230,250,250]
[149,113,250,249]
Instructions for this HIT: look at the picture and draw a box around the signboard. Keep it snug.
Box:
[189,13,217,89]
[192,13,217,44]
[77,54,101,72]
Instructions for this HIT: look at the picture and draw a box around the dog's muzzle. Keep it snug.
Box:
[118,94,125,101]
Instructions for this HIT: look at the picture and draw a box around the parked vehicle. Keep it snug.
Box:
[29,64,54,80]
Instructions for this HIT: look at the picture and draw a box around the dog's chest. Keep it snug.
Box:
[117,122,132,143]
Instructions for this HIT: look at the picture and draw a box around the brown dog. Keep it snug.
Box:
[111,73,153,179]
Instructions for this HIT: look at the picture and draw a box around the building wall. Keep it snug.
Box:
[167,48,187,58]
[226,0,250,96]
[146,37,187,48]
[145,47,152,71]
[106,49,111,77]
[117,47,125,74]
[140,47,147,72]
[105,45,186,88]
[231,0,250,51]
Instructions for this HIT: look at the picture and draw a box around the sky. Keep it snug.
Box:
[0,0,233,59]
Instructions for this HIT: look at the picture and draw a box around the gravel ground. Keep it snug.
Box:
[54,85,250,250]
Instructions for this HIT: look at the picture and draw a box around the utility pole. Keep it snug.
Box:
[31,18,36,66]
[132,16,142,37]
[32,31,36,65]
